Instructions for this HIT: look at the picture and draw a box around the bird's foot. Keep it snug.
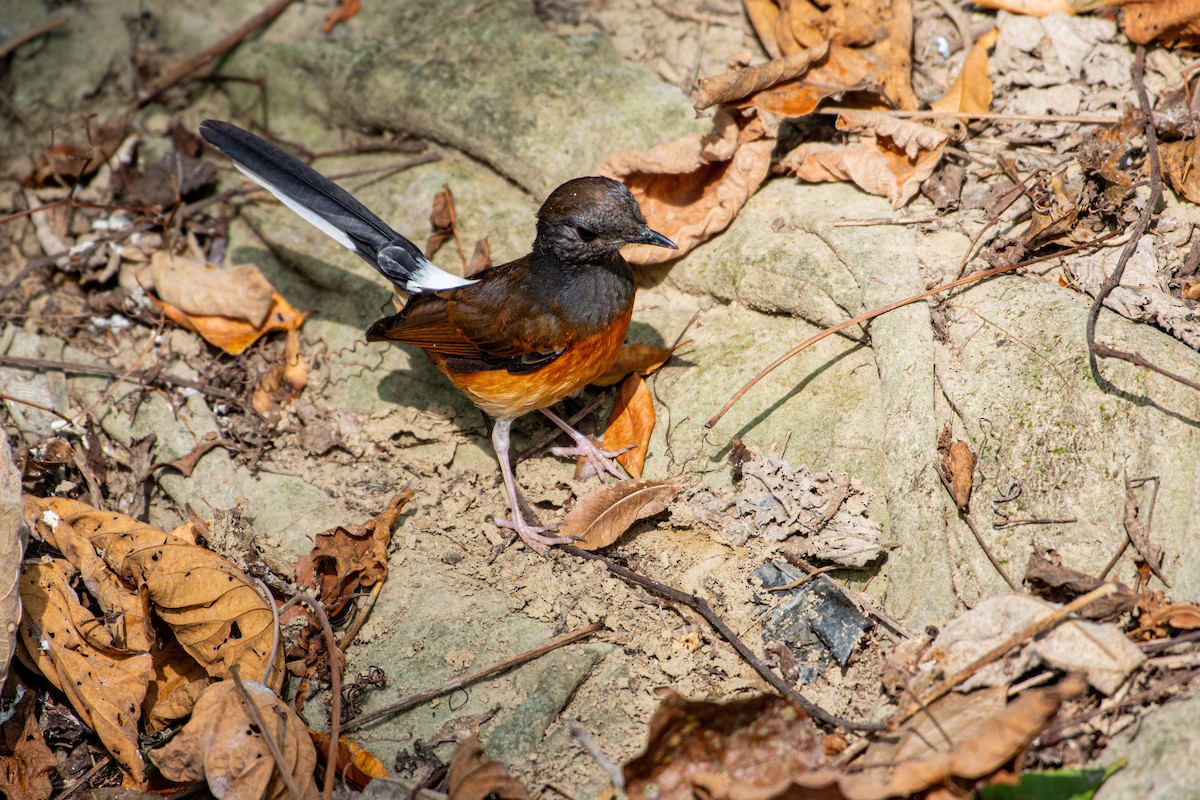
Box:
[549,436,632,481]
[492,516,575,556]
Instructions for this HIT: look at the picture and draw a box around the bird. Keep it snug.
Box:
[198,120,677,554]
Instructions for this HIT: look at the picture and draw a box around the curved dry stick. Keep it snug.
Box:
[707,231,1121,429]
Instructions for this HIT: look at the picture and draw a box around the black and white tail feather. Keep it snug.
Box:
[198,120,474,294]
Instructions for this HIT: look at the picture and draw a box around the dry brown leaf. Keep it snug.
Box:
[600,374,656,478]
[695,42,829,110]
[252,322,308,417]
[780,134,944,207]
[447,735,529,800]
[972,0,1073,15]
[742,43,877,117]
[930,28,1000,117]
[33,497,283,690]
[1118,0,1200,45]
[0,692,57,800]
[623,693,823,800]
[592,343,675,387]
[151,679,319,800]
[561,478,677,550]
[149,432,235,478]
[309,731,388,788]
[836,110,951,158]
[0,434,22,690]
[944,439,977,511]
[145,637,212,732]
[426,184,457,260]
[598,109,774,264]
[466,237,492,277]
[310,489,412,619]
[1024,546,1138,620]
[157,290,307,356]
[1134,600,1200,635]
[26,496,153,652]
[18,560,152,779]
[150,252,275,327]
[746,0,784,56]
[1161,138,1200,203]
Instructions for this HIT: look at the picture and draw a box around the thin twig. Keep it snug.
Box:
[933,465,1019,591]
[889,582,1119,728]
[136,0,297,106]
[1039,666,1200,745]
[562,546,885,731]
[0,354,242,404]
[278,590,341,800]
[707,233,1118,429]
[828,215,941,227]
[229,665,306,800]
[818,108,1117,124]
[0,391,77,426]
[1086,47,1200,394]
[992,517,1077,529]
[570,726,625,791]
[0,16,68,59]
[341,621,603,731]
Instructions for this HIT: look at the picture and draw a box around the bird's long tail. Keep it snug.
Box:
[198,120,472,293]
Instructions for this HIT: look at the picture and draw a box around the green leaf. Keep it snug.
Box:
[978,760,1125,800]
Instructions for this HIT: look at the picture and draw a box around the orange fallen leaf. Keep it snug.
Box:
[1161,138,1200,203]
[601,374,655,478]
[323,0,361,32]
[592,343,675,387]
[447,735,529,800]
[939,437,977,511]
[252,322,308,416]
[310,731,388,788]
[151,680,319,800]
[157,291,307,356]
[561,478,677,550]
[930,28,1000,117]
[598,109,774,265]
[1115,0,1200,45]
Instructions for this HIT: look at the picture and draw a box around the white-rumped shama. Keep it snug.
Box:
[198,120,676,554]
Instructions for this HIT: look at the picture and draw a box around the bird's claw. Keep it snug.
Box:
[492,516,575,555]
[549,438,632,481]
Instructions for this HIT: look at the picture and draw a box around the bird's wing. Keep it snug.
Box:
[366,264,568,373]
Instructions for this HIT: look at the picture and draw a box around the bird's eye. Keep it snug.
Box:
[575,226,597,242]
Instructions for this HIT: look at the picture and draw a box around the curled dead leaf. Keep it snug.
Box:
[252,322,308,417]
[695,42,829,110]
[561,479,677,550]
[152,680,319,800]
[741,43,877,118]
[836,110,951,158]
[601,374,655,478]
[0,692,57,800]
[598,109,774,264]
[157,290,307,356]
[448,735,529,800]
[779,134,944,208]
[426,184,457,260]
[309,731,387,788]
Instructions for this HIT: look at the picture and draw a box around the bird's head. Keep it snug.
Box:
[534,176,676,262]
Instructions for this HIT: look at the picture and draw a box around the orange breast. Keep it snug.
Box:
[433,306,633,420]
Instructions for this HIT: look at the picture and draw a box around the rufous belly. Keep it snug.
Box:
[433,306,633,420]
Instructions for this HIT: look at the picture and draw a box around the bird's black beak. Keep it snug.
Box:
[632,225,678,249]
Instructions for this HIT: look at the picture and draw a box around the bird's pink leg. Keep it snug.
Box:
[490,418,574,555]
[540,407,631,480]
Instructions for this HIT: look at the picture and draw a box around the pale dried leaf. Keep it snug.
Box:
[149,252,274,326]
[448,735,529,800]
[151,680,319,800]
[835,110,951,159]
[780,135,944,207]
[695,43,828,110]
[930,29,1000,116]
[924,594,1144,696]
[18,560,152,779]
[561,479,677,550]
[598,110,773,264]
[601,374,655,478]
